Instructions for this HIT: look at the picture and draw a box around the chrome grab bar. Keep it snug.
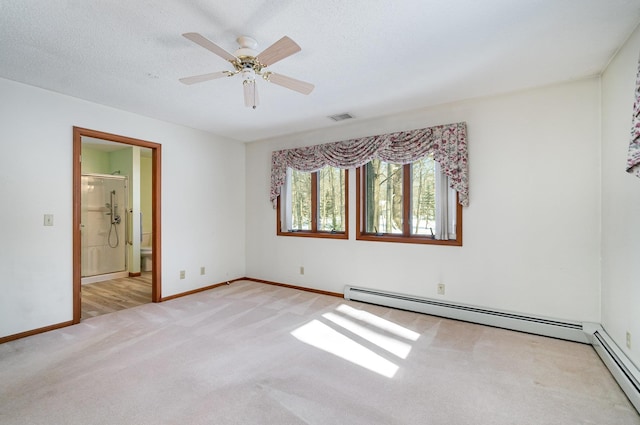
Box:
[125,209,132,245]
[124,209,144,245]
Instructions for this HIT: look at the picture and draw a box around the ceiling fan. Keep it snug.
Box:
[179,33,314,109]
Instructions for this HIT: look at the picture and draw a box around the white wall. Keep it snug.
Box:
[246,78,601,323]
[601,25,640,366]
[0,78,246,338]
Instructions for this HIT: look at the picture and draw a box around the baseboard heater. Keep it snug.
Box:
[344,286,589,343]
[588,326,640,413]
[344,285,640,413]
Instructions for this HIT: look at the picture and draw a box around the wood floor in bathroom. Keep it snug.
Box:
[81,272,152,320]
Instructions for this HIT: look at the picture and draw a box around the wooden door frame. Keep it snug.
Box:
[72,127,162,323]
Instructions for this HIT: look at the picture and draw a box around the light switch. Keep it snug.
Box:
[44,214,54,226]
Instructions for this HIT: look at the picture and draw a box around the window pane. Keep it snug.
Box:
[290,169,311,230]
[365,159,403,234]
[318,167,346,232]
[411,156,436,236]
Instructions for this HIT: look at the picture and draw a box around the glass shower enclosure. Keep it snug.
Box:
[81,174,128,283]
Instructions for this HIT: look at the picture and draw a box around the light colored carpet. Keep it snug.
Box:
[1,280,638,425]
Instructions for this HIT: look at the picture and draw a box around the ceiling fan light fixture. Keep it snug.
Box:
[241,67,256,82]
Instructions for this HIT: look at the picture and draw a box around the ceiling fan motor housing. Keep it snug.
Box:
[234,36,258,60]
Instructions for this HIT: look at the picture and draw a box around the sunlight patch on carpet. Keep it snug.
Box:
[291,319,399,378]
[335,304,420,341]
[322,311,413,359]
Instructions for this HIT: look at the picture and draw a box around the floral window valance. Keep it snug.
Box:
[627,52,640,178]
[270,121,468,207]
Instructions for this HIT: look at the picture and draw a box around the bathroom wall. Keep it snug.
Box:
[81,146,110,174]
[109,147,133,178]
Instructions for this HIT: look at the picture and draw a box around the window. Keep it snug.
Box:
[356,156,462,245]
[277,166,348,239]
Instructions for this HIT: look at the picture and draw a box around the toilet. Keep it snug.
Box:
[141,232,152,272]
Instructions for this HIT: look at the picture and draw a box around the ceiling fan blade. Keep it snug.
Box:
[243,80,259,109]
[266,72,314,95]
[179,71,231,85]
[256,36,301,66]
[182,32,237,62]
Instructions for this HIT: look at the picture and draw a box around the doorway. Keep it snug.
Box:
[73,127,162,323]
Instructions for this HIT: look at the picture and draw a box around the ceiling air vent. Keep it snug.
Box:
[328,113,354,122]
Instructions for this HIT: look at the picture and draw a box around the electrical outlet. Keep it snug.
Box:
[300,266,304,275]
[200,266,205,275]
[437,283,445,295]
[180,270,185,279]
[627,331,632,349]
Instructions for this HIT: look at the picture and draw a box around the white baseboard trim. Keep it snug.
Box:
[81,270,128,285]
[344,286,640,414]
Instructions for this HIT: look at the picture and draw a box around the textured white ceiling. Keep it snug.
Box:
[1,0,639,142]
